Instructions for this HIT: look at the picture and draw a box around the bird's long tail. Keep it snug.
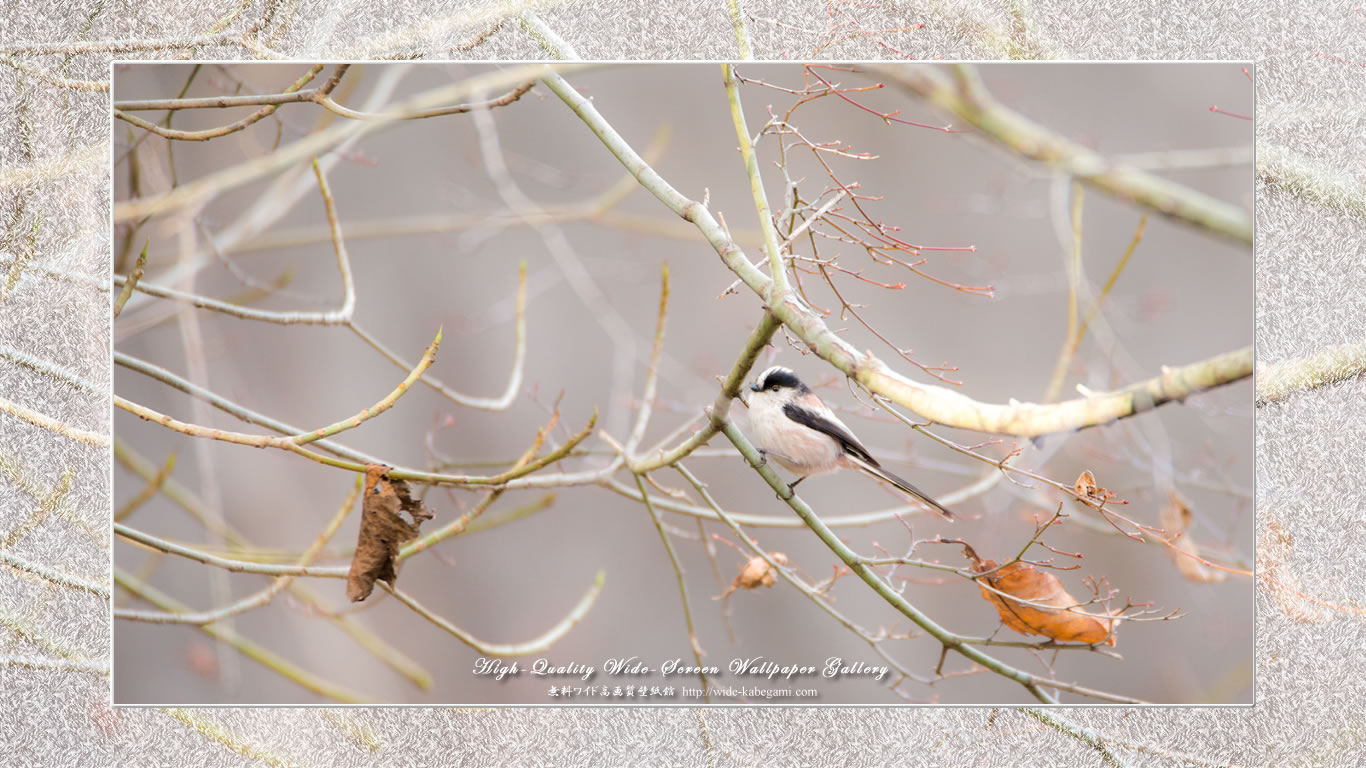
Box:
[846,455,955,520]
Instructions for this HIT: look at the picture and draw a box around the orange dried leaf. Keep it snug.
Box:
[975,559,1120,646]
[1259,513,1330,623]
[346,464,433,602]
[1161,492,1227,584]
[720,553,789,599]
[1073,469,1110,506]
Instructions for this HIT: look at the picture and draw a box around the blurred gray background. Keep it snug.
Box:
[112,62,1252,705]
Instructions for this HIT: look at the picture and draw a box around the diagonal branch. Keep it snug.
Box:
[718,419,1146,704]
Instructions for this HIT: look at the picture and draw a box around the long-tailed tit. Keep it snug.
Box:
[745,366,954,520]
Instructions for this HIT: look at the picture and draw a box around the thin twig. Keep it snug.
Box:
[382,572,605,656]
[115,479,360,625]
[634,473,710,700]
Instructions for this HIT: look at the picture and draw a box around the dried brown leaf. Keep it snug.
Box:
[1259,513,1330,623]
[720,553,789,599]
[346,464,433,602]
[974,559,1120,646]
[1073,469,1114,507]
[1161,491,1227,583]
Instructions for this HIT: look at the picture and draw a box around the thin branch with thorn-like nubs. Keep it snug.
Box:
[0,394,108,446]
[0,549,109,599]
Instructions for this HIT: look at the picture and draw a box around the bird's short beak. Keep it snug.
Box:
[750,383,760,392]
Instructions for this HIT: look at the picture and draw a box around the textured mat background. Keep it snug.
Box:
[1,0,1362,765]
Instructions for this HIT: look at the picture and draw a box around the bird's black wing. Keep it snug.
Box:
[782,402,877,465]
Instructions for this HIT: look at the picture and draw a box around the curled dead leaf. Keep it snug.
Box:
[1259,513,1330,623]
[973,558,1121,646]
[1073,469,1114,507]
[1161,492,1227,584]
[346,464,433,602]
[720,553,789,599]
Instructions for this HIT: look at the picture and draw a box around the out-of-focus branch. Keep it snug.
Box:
[351,262,527,411]
[633,473,710,700]
[543,70,1252,437]
[113,446,432,689]
[0,394,107,446]
[871,64,1253,245]
[383,572,604,656]
[0,549,109,599]
[233,126,708,253]
[114,453,175,522]
[1257,338,1366,406]
[112,64,583,223]
[113,64,329,142]
[1258,142,1366,222]
[517,12,580,59]
[725,0,755,59]
[115,568,371,704]
[1024,709,1131,768]
[115,478,359,625]
[630,310,780,473]
[116,328,439,461]
[625,266,671,455]
[113,159,357,326]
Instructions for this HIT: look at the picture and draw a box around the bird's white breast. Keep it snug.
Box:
[747,396,842,475]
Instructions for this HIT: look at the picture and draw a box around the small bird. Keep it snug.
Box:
[745,365,954,520]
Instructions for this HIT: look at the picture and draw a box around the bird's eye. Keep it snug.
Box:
[769,384,779,391]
